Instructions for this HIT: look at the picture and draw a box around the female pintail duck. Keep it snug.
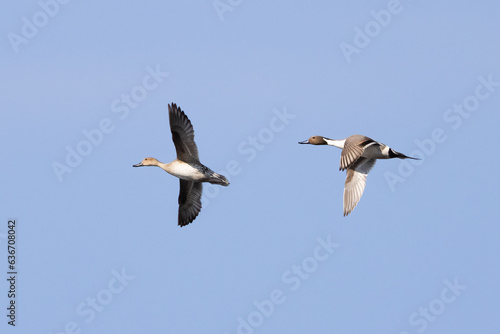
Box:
[299,135,418,216]
[134,103,229,227]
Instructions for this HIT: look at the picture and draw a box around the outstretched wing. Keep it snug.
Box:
[343,158,376,216]
[177,180,203,227]
[340,135,375,171]
[168,103,199,161]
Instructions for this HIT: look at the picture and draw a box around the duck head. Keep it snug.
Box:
[133,157,160,167]
[298,136,329,145]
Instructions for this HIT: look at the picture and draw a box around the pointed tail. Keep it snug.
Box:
[391,149,420,160]
[208,172,230,186]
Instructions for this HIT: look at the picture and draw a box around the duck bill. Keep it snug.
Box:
[298,139,310,144]
[132,163,143,167]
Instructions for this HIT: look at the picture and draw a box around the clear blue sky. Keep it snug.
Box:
[1,1,499,333]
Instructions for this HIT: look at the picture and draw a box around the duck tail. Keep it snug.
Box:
[390,148,419,160]
[208,172,230,186]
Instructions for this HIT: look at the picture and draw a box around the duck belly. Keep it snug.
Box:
[166,161,206,181]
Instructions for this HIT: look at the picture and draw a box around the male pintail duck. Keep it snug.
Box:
[134,103,229,227]
[299,135,418,216]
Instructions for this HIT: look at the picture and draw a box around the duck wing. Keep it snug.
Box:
[169,103,199,161]
[343,158,376,216]
[340,135,376,171]
[177,180,203,226]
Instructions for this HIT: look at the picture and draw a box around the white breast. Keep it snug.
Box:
[165,161,205,181]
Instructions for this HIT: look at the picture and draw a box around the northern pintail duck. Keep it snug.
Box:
[299,135,417,216]
[134,103,229,227]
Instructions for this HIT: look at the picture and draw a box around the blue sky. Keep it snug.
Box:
[1,1,499,333]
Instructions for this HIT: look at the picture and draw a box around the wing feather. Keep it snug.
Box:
[168,103,199,161]
[343,158,376,216]
[178,180,202,226]
[340,135,375,170]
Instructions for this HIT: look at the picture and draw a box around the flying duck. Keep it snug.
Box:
[299,135,417,216]
[134,103,229,226]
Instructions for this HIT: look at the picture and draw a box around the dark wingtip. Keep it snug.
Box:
[178,215,198,227]
[168,102,175,113]
[168,102,182,115]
